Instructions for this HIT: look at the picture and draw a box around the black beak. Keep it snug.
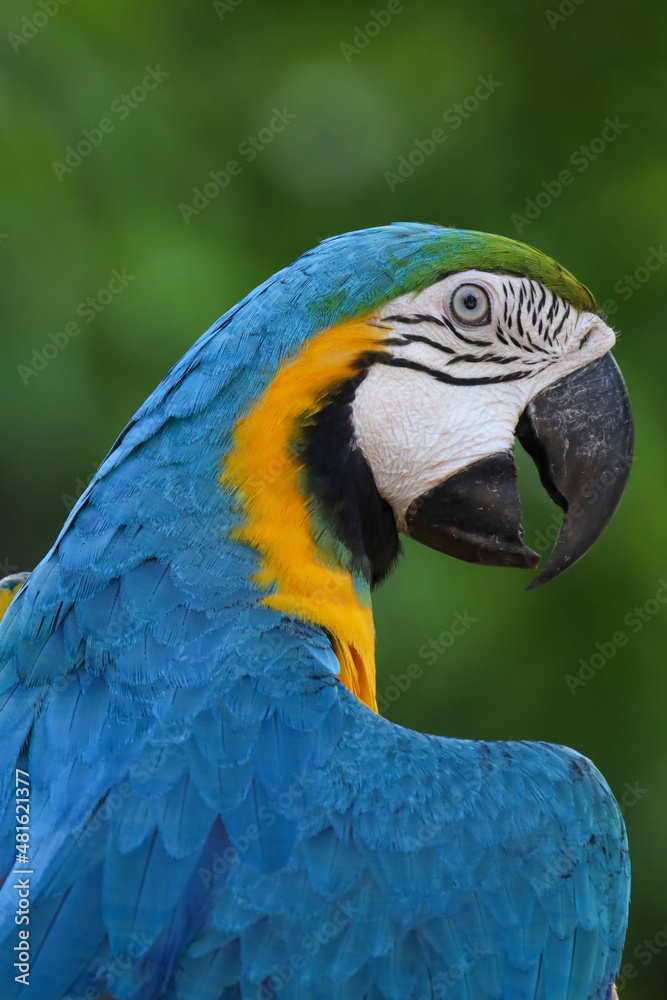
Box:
[516,352,633,588]
[404,352,633,587]
[404,452,540,570]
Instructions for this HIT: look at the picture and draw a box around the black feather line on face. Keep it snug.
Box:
[383,333,457,356]
[547,289,556,324]
[295,358,400,589]
[384,313,448,328]
[377,355,533,386]
[446,352,521,366]
[440,314,492,348]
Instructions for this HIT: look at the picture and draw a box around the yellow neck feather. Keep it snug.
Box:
[220,316,387,711]
[0,581,23,623]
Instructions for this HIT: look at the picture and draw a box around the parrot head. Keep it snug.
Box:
[223,224,633,596]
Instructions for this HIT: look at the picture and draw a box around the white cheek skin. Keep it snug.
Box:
[352,365,526,527]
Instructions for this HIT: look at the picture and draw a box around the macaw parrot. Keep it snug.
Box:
[0,224,633,1000]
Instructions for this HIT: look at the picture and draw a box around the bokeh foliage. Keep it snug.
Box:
[1,1,666,996]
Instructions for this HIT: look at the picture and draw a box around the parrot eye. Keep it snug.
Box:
[450,284,491,326]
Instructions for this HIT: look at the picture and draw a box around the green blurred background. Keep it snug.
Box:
[1,0,665,995]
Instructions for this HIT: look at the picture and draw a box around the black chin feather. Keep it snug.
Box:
[296,363,401,588]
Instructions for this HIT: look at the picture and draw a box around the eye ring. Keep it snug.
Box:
[450,283,491,326]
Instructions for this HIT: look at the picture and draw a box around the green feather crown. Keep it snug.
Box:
[309,224,598,324]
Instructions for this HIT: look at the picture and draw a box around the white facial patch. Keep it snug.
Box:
[352,270,616,528]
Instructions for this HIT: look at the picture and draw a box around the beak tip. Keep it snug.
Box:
[518,351,633,591]
[525,544,581,590]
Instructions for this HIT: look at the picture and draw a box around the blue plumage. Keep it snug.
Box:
[0,225,628,999]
